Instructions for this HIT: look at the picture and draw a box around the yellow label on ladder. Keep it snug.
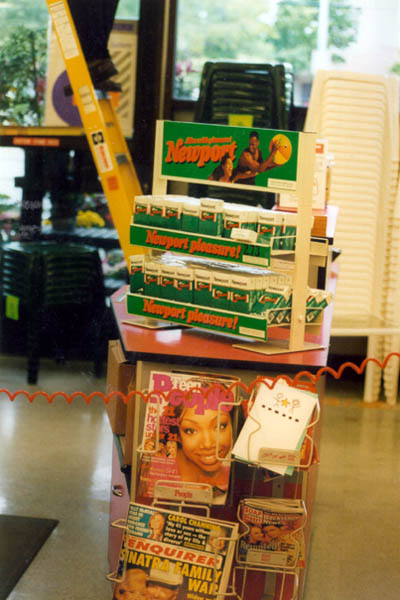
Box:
[46,0,145,265]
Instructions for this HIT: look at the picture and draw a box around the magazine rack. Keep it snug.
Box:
[106,518,129,584]
[233,565,299,600]
[134,380,320,503]
[125,376,319,600]
[127,120,328,355]
[132,370,320,600]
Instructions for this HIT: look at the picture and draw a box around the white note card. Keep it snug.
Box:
[233,380,318,475]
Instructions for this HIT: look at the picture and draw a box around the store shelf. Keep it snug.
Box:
[128,292,267,340]
[130,223,330,269]
[130,222,272,267]
[126,292,324,342]
[331,314,400,336]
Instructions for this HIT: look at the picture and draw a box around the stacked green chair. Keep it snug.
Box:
[191,61,294,207]
[195,61,294,129]
[0,244,43,382]
[0,242,106,384]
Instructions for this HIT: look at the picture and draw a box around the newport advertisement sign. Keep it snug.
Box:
[159,121,299,192]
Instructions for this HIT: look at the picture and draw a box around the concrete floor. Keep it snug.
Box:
[0,355,113,599]
[0,354,399,599]
[305,392,400,599]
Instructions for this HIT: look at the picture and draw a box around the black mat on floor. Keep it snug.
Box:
[0,514,58,600]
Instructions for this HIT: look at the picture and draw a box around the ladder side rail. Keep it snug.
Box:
[46,0,142,264]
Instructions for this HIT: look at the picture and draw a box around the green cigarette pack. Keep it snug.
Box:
[199,197,224,236]
[193,267,213,307]
[230,272,254,314]
[144,261,161,297]
[174,266,194,303]
[148,196,166,228]
[164,196,184,230]
[256,210,284,248]
[253,283,292,322]
[281,212,297,250]
[244,206,259,232]
[133,195,151,225]
[211,271,231,310]
[129,254,146,292]
[223,205,248,238]
[182,198,200,232]
[160,263,177,300]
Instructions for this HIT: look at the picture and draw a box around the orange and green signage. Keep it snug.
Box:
[160,121,299,192]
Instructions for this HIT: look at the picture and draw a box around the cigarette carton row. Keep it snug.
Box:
[129,254,333,324]
[133,194,313,250]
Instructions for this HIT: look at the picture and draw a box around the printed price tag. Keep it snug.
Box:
[247,548,289,567]
[154,482,213,505]
[268,178,297,191]
[258,447,301,466]
[6,295,19,321]
[241,243,270,267]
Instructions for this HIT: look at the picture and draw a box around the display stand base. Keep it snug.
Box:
[122,317,186,330]
[233,339,325,355]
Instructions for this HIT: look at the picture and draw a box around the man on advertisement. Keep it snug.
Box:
[233,130,281,185]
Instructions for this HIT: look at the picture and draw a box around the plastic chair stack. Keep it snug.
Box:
[192,61,294,207]
[381,165,400,404]
[305,70,400,403]
[195,61,293,129]
[0,242,106,384]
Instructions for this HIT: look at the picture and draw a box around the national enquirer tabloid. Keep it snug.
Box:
[112,503,238,600]
[137,369,239,505]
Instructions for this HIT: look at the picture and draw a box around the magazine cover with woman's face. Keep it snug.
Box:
[138,369,239,505]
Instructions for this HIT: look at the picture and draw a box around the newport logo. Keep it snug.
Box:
[165,136,237,168]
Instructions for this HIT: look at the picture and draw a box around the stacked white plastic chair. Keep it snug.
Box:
[382,159,400,404]
[305,70,400,404]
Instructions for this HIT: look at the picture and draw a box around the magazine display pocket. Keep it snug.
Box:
[232,377,320,475]
[108,502,239,600]
[225,497,307,600]
[236,498,307,571]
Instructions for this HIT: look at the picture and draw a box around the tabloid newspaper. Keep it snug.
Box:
[137,369,239,505]
[237,498,305,569]
[112,502,238,600]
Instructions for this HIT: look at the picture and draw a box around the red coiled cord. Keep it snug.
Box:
[0,352,398,404]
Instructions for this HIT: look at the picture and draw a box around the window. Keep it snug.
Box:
[0,1,48,36]
[116,0,140,19]
[173,0,400,106]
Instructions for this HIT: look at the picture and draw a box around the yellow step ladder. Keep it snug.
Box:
[46,0,142,264]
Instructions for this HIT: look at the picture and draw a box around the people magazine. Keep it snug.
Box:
[137,368,239,505]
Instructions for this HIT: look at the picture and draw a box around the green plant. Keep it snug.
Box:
[0,25,47,125]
